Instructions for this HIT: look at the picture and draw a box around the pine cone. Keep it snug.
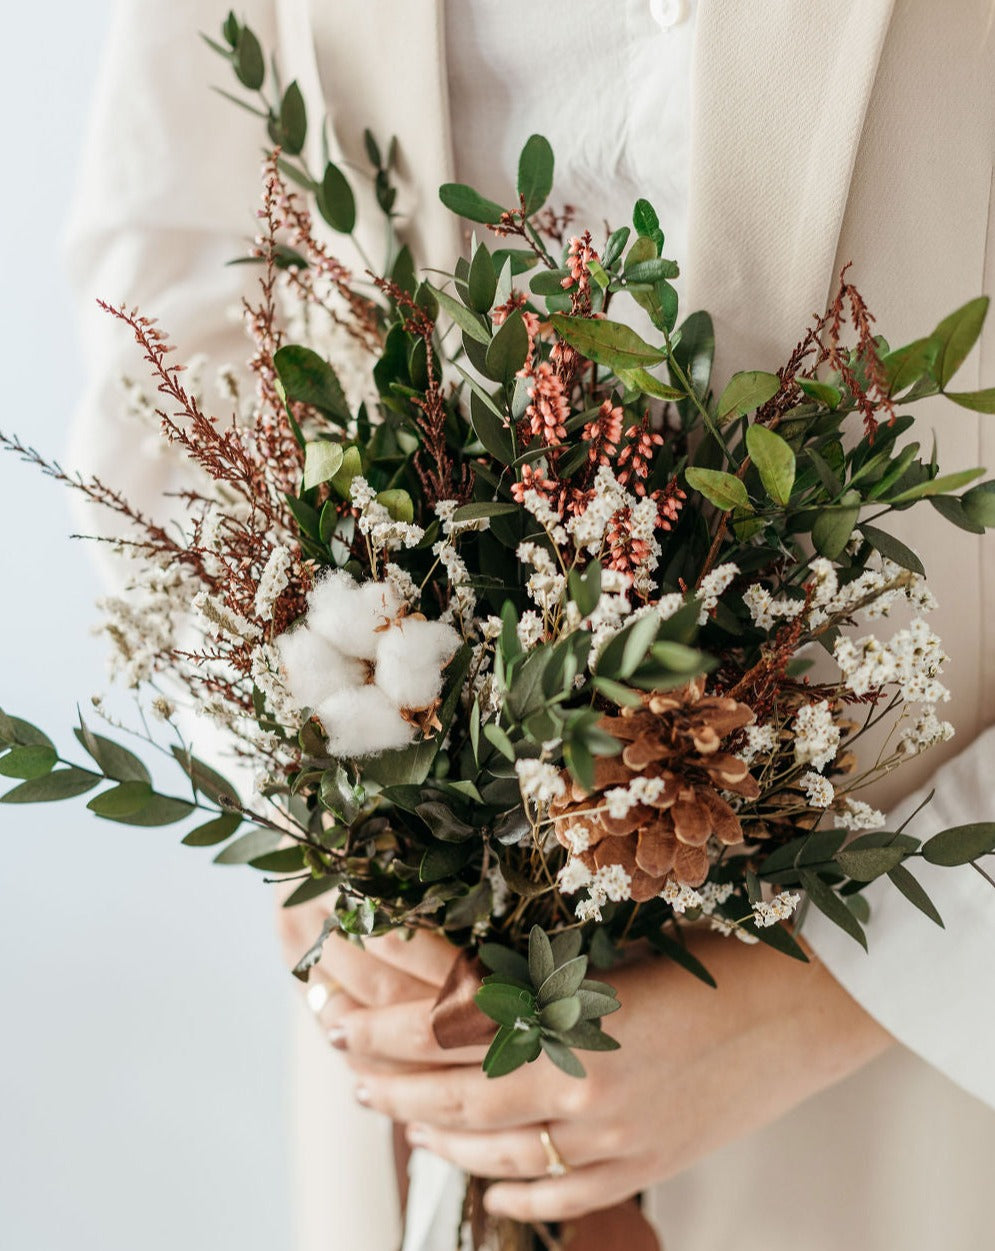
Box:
[551,677,759,895]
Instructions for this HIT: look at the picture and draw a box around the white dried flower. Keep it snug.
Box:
[739,722,778,766]
[753,890,801,928]
[662,879,704,913]
[254,545,292,619]
[792,700,841,771]
[697,563,739,624]
[557,857,594,893]
[593,863,632,902]
[515,759,566,805]
[898,706,955,757]
[836,798,886,831]
[800,771,835,808]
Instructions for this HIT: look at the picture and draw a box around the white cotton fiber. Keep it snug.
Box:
[316,683,415,757]
[308,571,402,660]
[375,617,460,710]
[275,628,367,709]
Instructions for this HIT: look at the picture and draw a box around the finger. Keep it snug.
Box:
[403,1120,623,1180]
[334,998,490,1067]
[321,931,439,1008]
[359,927,459,989]
[355,1058,570,1131]
[483,1154,652,1224]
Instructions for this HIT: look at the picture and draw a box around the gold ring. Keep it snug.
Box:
[538,1126,570,1177]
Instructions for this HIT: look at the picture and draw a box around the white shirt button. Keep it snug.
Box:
[650,0,689,29]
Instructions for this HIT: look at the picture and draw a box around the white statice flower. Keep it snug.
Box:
[807,557,839,626]
[574,896,604,924]
[898,706,955,757]
[655,592,685,621]
[836,798,886,831]
[834,618,949,704]
[192,591,263,643]
[275,570,459,757]
[351,475,425,552]
[560,824,591,855]
[738,722,779,767]
[516,611,545,650]
[742,583,806,632]
[383,562,420,607]
[792,700,841,771]
[603,786,638,820]
[628,495,663,596]
[662,879,704,914]
[515,758,566,805]
[521,489,568,547]
[254,545,293,619]
[250,642,303,727]
[150,696,175,722]
[801,771,835,808]
[697,562,739,624]
[629,775,667,804]
[698,881,735,915]
[752,890,802,928]
[709,915,759,943]
[557,857,594,894]
[566,465,628,554]
[593,863,632,902]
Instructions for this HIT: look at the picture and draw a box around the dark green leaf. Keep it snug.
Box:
[452,501,519,524]
[632,198,662,245]
[887,863,944,926]
[746,423,795,505]
[929,494,986,534]
[670,309,714,401]
[962,481,995,528]
[540,996,581,1031]
[249,846,306,872]
[647,929,717,985]
[485,310,529,387]
[537,956,587,1007]
[93,792,196,826]
[430,285,490,344]
[550,314,667,371]
[1,767,101,803]
[213,827,284,865]
[317,162,356,234]
[479,944,531,982]
[86,781,154,817]
[717,371,780,420]
[799,869,867,949]
[575,987,621,1019]
[0,713,53,750]
[439,183,505,225]
[887,467,984,504]
[685,467,751,512]
[540,1037,585,1078]
[517,134,554,215]
[549,928,584,966]
[921,822,995,866]
[182,811,242,847]
[170,747,239,807]
[467,244,497,313]
[278,80,307,155]
[234,26,265,89]
[475,982,536,1028]
[930,296,989,387]
[483,1025,541,1078]
[529,925,555,988]
[945,386,995,413]
[835,844,908,881]
[75,723,151,784]
[812,492,861,559]
[274,345,350,423]
[857,523,925,575]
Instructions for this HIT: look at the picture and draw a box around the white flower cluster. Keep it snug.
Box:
[792,700,841,771]
[738,722,779,767]
[742,584,806,631]
[518,541,566,614]
[254,545,293,619]
[559,861,633,923]
[521,489,568,547]
[276,571,459,757]
[898,706,955,757]
[192,591,262,643]
[800,770,835,808]
[352,476,425,552]
[433,501,482,631]
[834,618,950,704]
[566,466,663,596]
[514,758,566,805]
[602,775,668,820]
[697,562,739,624]
[96,562,195,688]
[836,798,886,831]
[661,878,735,915]
[752,890,801,928]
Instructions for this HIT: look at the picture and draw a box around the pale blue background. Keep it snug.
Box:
[0,6,293,1248]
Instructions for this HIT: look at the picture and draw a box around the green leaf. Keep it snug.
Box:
[529,925,555,988]
[929,494,986,534]
[540,997,581,1031]
[485,310,529,387]
[74,725,152,784]
[483,1025,541,1078]
[623,257,680,284]
[439,183,505,225]
[882,337,939,396]
[517,134,554,215]
[670,309,714,401]
[684,467,751,512]
[647,930,717,986]
[568,561,602,618]
[376,489,415,523]
[416,800,475,842]
[799,869,867,949]
[317,162,356,234]
[170,747,239,807]
[302,441,344,490]
[95,792,197,826]
[550,314,667,371]
[540,1037,585,1078]
[86,781,154,817]
[182,811,242,847]
[476,982,536,1028]
[274,345,350,423]
[430,285,490,344]
[550,929,584,966]
[479,944,531,982]
[234,26,265,89]
[835,844,908,881]
[537,955,587,1007]
[945,386,995,413]
[278,80,307,155]
[331,445,363,498]
[0,713,54,751]
[632,198,663,247]
[467,244,497,313]
[812,491,861,559]
[887,863,944,926]
[930,296,989,387]
[575,987,621,1019]
[614,367,683,401]
[452,501,518,523]
[797,378,841,408]
[746,423,795,505]
[0,745,57,779]
[717,371,780,420]
[857,523,925,575]
[962,481,995,528]
[249,846,306,873]
[462,375,515,463]
[886,467,984,504]
[921,822,995,866]
[213,827,284,865]
[1,767,101,803]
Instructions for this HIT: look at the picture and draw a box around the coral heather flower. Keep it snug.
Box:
[526,360,571,444]
[549,678,759,892]
[617,416,665,495]
[511,463,556,504]
[582,400,624,465]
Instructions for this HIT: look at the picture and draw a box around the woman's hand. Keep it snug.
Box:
[337,929,893,1223]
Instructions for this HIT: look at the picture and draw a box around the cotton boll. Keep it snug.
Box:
[275,628,367,710]
[308,571,401,660]
[375,617,461,709]
[317,684,415,757]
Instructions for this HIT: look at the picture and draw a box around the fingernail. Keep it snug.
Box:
[406,1124,429,1147]
[355,1084,372,1107]
[327,1025,348,1051]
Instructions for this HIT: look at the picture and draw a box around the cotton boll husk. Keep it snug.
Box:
[307,571,401,660]
[375,617,461,709]
[316,684,415,757]
[275,628,366,709]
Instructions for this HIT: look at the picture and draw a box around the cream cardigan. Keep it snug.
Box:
[66,3,995,1248]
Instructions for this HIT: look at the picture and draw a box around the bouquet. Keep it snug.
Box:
[4,14,995,1250]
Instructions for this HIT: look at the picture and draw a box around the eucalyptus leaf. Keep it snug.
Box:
[213,827,284,864]
[517,133,554,215]
[684,467,751,512]
[746,423,795,505]
[317,162,356,234]
[1,767,101,803]
[921,822,995,866]
[551,314,667,371]
[930,296,989,387]
[857,523,925,575]
[274,345,350,423]
[0,745,57,779]
[799,869,867,949]
[302,441,344,490]
[439,183,505,225]
[717,371,780,420]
